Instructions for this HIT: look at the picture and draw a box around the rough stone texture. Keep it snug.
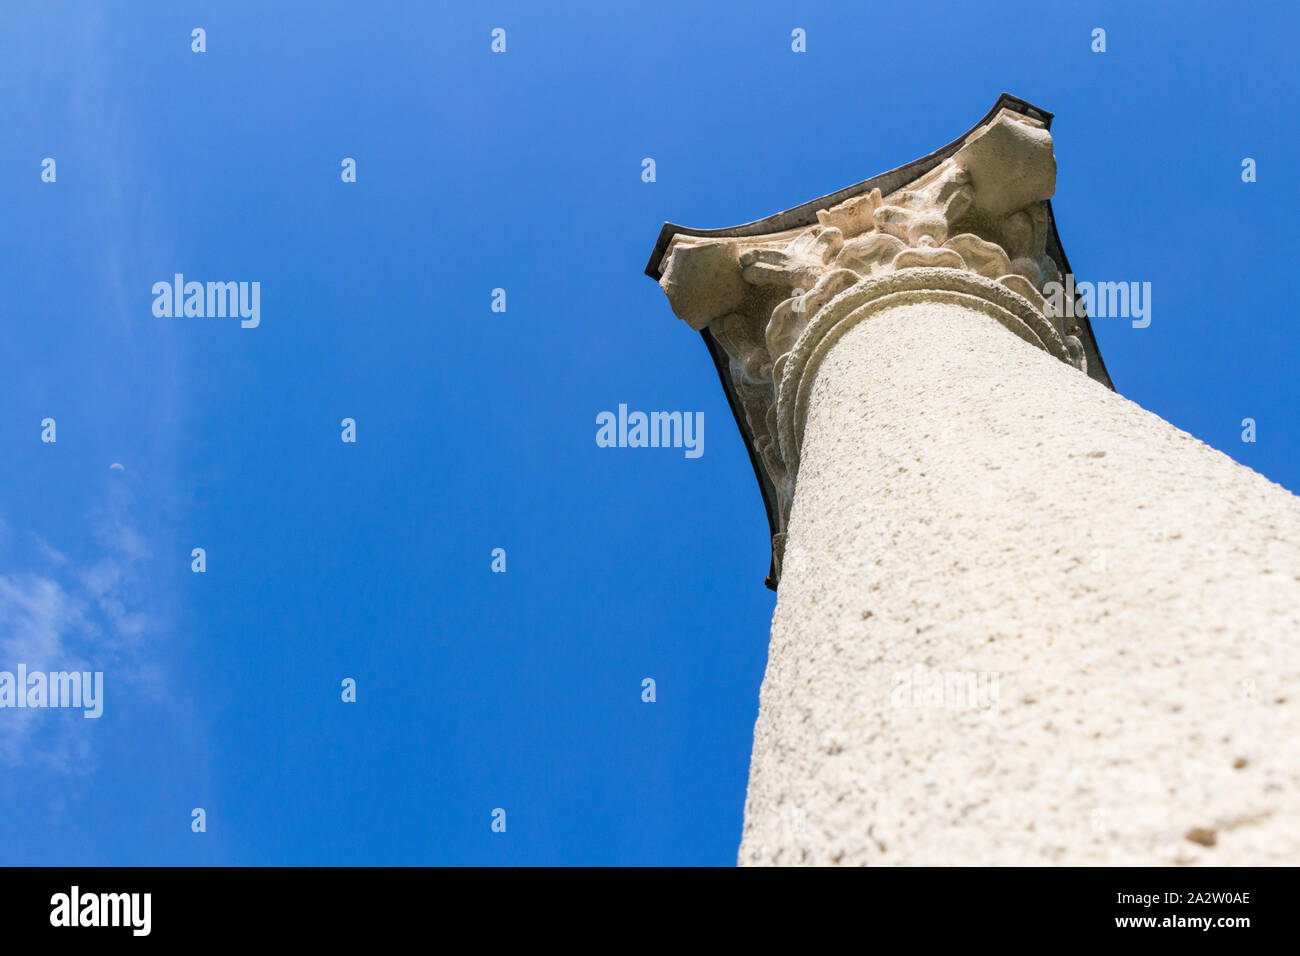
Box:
[739,300,1300,866]
[659,240,745,330]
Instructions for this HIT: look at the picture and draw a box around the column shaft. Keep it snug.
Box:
[741,299,1300,865]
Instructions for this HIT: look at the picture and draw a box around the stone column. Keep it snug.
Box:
[646,96,1300,865]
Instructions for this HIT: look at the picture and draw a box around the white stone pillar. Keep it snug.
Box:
[743,285,1300,866]
[647,96,1300,865]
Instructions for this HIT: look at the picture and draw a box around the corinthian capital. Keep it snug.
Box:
[645,94,1112,588]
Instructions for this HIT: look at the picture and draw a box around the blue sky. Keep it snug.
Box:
[1,0,1296,865]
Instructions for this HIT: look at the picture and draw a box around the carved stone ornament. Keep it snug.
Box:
[645,95,1113,589]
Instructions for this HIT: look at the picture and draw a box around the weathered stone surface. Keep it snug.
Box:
[646,95,1300,866]
[741,302,1300,866]
[658,239,745,330]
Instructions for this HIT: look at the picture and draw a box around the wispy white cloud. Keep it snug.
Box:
[0,482,165,771]
[0,573,94,770]
[1,12,186,779]
[31,535,69,567]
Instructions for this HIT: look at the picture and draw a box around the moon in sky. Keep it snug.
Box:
[108,462,125,471]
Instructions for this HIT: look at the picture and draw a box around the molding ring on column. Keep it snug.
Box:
[775,267,1068,480]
